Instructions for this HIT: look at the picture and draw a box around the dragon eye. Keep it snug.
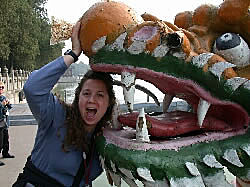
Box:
[213,33,250,68]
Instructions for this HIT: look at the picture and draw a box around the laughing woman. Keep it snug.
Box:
[13,22,116,187]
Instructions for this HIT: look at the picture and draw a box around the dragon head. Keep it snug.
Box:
[77,0,250,186]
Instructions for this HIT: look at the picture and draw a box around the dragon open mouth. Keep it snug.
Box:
[90,50,249,142]
[90,50,250,185]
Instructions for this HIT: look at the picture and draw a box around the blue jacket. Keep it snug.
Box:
[23,57,103,186]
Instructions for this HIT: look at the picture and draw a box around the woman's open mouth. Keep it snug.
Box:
[86,108,97,117]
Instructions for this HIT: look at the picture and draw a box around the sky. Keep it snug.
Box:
[44,0,224,103]
[45,0,223,23]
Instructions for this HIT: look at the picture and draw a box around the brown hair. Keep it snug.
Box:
[62,70,116,153]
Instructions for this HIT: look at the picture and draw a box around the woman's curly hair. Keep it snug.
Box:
[62,70,116,153]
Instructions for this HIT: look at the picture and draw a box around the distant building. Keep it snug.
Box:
[63,61,90,77]
[63,67,72,77]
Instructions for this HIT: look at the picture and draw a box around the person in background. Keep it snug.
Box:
[13,22,116,187]
[0,81,14,167]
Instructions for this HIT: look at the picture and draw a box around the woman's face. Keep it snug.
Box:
[78,79,110,131]
[0,84,5,95]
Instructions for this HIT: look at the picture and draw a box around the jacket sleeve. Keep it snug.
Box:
[23,56,68,129]
[0,102,4,119]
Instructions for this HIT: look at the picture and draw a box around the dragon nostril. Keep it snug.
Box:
[163,33,182,48]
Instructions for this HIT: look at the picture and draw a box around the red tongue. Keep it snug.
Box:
[87,110,96,118]
[118,111,231,137]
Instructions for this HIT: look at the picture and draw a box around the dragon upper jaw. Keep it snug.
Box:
[91,63,249,138]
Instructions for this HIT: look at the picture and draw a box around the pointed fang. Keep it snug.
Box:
[121,71,136,112]
[197,99,211,127]
[136,108,150,142]
[162,94,174,113]
[223,149,244,167]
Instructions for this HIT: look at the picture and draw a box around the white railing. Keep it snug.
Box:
[0,66,30,104]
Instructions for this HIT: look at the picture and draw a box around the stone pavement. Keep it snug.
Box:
[9,103,33,117]
[0,125,37,186]
[0,103,131,187]
[9,104,37,126]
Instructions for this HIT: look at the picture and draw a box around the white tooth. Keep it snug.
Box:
[137,168,154,182]
[208,61,236,80]
[136,108,150,142]
[108,32,127,51]
[99,156,105,170]
[203,154,223,169]
[162,94,174,113]
[242,144,250,156]
[223,149,244,167]
[197,98,211,127]
[226,77,248,91]
[91,36,106,53]
[152,44,169,58]
[142,179,170,187]
[111,101,122,129]
[223,166,236,185]
[123,86,135,111]
[192,53,214,68]
[170,176,205,187]
[185,162,200,176]
[243,80,250,90]
[203,171,234,187]
[121,71,136,112]
[127,40,146,55]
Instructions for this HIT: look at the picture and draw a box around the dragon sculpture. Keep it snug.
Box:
[52,0,250,186]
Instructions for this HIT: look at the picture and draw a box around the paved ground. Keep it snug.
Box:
[0,125,37,186]
[0,104,131,187]
[9,103,33,116]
